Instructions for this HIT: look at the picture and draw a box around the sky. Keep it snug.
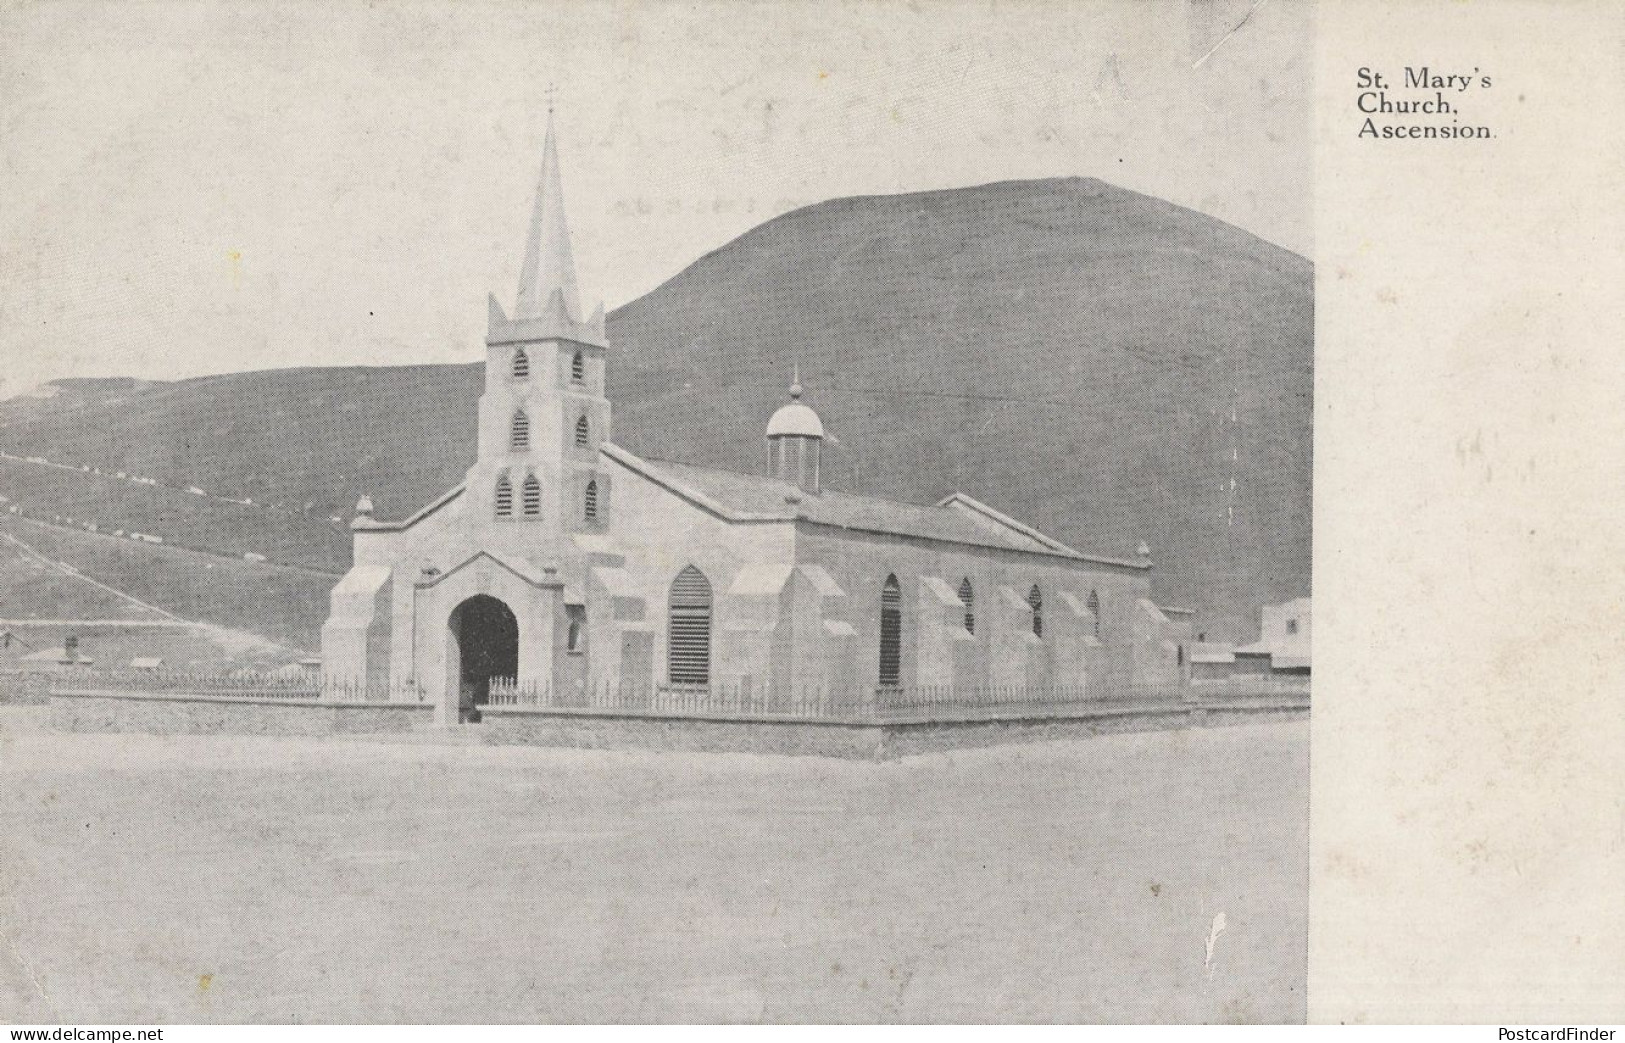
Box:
[0,0,1311,398]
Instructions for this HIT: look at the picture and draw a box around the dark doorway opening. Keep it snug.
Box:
[450,594,518,723]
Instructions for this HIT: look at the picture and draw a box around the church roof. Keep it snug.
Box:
[604,444,1145,569]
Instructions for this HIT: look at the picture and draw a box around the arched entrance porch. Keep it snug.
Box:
[447,594,519,722]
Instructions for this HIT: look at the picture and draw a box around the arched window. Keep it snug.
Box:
[879,574,902,688]
[494,474,513,517]
[667,566,712,686]
[521,474,541,516]
[1087,589,1101,638]
[574,415,590,448]
[566,605,585,653]
[958,578,975,635]
[510,409,530,450]
[512,349,529,379]
[570,351,585,385]
[584,479,599,522]
[1028,584,1043,638]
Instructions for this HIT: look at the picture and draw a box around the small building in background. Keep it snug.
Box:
[1234,597,1311,676]
[1188,597,1311,681]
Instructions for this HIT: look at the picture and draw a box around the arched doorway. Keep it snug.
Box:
[448,594,518,722]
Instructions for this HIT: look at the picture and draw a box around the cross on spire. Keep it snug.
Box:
[545,82,557,114]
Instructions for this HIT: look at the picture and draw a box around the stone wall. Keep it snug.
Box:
[480,708,886,758]
[480,695,1309,760]
[0,671,53,705]
[49,690,433,737]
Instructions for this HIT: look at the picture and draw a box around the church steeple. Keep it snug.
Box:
[514,110,582,323]
[473,100,613,540]
[488,107,605,349]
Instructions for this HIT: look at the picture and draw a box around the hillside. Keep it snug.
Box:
[0,178,1310,641]
[0,516,333,652]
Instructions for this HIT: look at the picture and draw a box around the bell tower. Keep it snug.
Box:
[766,367,824,494]
[467,108,612,551]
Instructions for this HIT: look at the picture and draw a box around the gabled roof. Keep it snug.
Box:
[935,492,1080,555]
[603,443,1144,569]
[353,485,464,532]
[417,549,557,589]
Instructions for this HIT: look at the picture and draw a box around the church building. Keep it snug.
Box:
[321,113,1191,723]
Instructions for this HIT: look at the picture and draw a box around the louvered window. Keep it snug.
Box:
[879,574,902,687]
[667,566,712,686]
[1087,589,1101,638]
[571,351,585,385]
[574,415,589,448]
[512,349,529,379]
[1029,584,1043,638]
[494,475,513,517]
[521,474,541,516]
[584,479,599,522]
[511,410,530,450]
[958,578,975,635]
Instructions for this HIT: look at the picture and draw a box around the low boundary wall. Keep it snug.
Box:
[42,686,1305,758]
[477,697,1308,760]
[0,672,53,706]
[48,688,433,737]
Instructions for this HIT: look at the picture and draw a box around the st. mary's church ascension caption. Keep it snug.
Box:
[1356,66,1497,140]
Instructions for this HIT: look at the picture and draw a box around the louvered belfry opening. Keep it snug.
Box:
[511,409,530,450]
[584,479,599,521]
[1087,589,1101,638]
[571,351,585,385]
[769,436,821,494]
[879,574,902,688]
[958,578,975,634]
[521,474,541,516]
[1029,584,1044,638]
[494,475,513,517]
[667,565,713,686]
[512,349,529,379]
[574,415,589,448]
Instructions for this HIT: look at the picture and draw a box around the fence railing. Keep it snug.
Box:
[484,677,1301,722]
[1188,675,1312,695]
[48,669,423,705]
[47,670,1306,720]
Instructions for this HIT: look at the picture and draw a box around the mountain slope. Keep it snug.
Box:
[0,177,1310,641]
[608,178,1311,639]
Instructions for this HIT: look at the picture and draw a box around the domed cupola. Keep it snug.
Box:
[766,368,823,494]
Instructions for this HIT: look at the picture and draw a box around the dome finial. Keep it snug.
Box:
[789,362,803,400]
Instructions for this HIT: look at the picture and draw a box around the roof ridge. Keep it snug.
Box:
[633,452,951,512]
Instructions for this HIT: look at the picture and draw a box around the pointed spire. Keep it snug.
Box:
[514,110,583,323]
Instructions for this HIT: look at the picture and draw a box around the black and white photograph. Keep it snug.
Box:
[15,0,1312,1023]
[2,0,1614,1031]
